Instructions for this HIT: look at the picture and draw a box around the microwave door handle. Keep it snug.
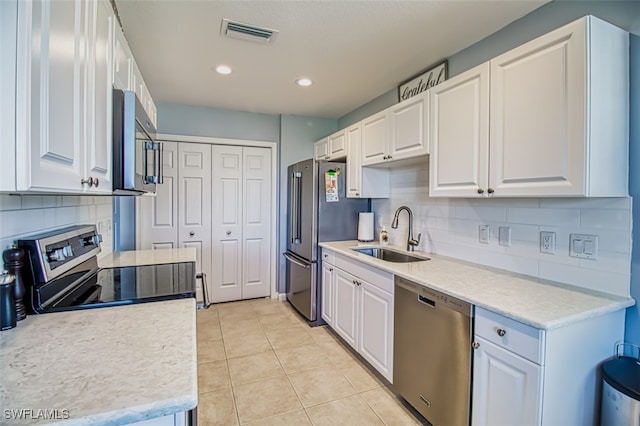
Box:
[143,141,151,184]
[156,142,163,184]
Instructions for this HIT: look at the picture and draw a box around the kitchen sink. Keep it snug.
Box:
[351,247,430,263]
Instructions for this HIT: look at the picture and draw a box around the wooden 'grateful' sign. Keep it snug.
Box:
[398,60,448,102]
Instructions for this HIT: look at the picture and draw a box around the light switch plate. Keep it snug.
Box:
[569,234,598,260]
[498,226,511,247]
[540,231,556,254]
[479,225,489,244]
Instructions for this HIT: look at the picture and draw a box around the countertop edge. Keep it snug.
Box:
[319,241,635,330]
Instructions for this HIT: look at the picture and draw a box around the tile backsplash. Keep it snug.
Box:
[373,164,632,298]
[0,195,113,259]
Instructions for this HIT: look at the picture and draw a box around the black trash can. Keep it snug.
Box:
[601,354,640,425]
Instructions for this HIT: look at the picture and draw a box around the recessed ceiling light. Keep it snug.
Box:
[296,78,313,87]
[215,65,232,75]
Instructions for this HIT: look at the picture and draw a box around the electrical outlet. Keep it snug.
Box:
[540,231,556,254]
[569,234,598,260]
[498,227,511,247]
[479,225,489,244]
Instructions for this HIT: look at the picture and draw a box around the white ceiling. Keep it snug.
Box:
[116,0,548,119]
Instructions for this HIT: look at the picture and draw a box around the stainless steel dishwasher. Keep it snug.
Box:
[393,276,473,426]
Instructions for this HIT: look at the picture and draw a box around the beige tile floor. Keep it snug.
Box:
[196,298,426,425]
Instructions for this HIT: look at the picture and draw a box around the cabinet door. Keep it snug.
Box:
[489,20,586,196]
[333,268,358,349]
[0,0,17,191]
[137,141,179,250]
[241,147,272,299]
[429,63,490,197]
[314,138,328,161]
[358,280,393,382]
[211,145,243,302]
[178,143,212,301]
[346,123,362,198]
[389,94,428,160]
[328,130,346,159]
[472,337,542,426]
[16,0,86,192]
[112,25,132,90]
[320,262,334,326]
[85,0,112,193]
[361,110,388,166]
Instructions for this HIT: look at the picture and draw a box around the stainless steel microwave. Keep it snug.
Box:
[112,89,163,195]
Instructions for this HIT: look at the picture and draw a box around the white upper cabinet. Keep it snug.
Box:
[362,93,428,166]
[489,16,628,197]
[314,137,329,161]
[430,16,629,198]
[112,24,132,91]
[346,122,390,198]
[315,129,347,162]
[0,0,18,191]
[14,0,112,193]
[388,94,428,161]
[85,0,114,193]
[113,22,157,127]
[429,63,490,197]
[327,129,347,159]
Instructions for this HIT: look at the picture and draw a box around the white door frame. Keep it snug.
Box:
[155,133,278,300]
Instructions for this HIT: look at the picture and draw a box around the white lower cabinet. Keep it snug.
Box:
[320,260,335,326]
[472,336,542,426]
[472,306,625,426]
[321,249,394,382]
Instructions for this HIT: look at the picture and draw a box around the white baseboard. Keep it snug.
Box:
[276,293,287,301]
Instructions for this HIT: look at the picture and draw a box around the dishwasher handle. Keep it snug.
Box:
[418,294,436,308]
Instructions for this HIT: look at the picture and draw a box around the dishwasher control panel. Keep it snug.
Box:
[395,276,472,316]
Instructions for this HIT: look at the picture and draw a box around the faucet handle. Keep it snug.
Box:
[408,233,421,251]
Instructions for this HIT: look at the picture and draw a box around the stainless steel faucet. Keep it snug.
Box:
[391,206,421,251]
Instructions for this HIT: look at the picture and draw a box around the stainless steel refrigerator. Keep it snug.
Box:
[284,159,369,325]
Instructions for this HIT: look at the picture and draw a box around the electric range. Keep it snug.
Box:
[17,225,195,314]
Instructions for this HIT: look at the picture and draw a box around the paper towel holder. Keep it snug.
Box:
[358,212,374,242]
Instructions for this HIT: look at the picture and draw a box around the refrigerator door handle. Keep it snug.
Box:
[294,172,302,244]
[290,172,297,244]
[283,252,311,269]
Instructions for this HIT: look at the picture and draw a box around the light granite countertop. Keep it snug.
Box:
[0,298,198,425]
[320,241,635,330]
[98,248,197,268]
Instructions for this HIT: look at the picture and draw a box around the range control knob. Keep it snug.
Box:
[62,246,73,257]
[47,249,66,262]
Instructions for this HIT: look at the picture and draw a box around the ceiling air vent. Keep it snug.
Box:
[220,19,279,45]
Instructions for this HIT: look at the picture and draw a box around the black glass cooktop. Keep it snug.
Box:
[35,262,195,313]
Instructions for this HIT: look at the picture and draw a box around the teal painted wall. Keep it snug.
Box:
[627,33,640,346]
[156,102,281,142]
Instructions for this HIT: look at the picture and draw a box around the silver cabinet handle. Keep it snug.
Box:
[488,188,495,195]
[81,177,94,187]
[189,231,195,236]
[477,188,484,195]
[329,268,333,272]
[497,328,506,337]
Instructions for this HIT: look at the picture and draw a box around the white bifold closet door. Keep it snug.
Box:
[211,145,271,302]
[138,142,271,304]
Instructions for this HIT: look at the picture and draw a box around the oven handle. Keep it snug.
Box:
[196,272,211,309]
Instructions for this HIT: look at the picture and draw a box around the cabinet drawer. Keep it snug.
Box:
[475,307,544,365]
[335,253,393,293]
[321,248,335,265]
